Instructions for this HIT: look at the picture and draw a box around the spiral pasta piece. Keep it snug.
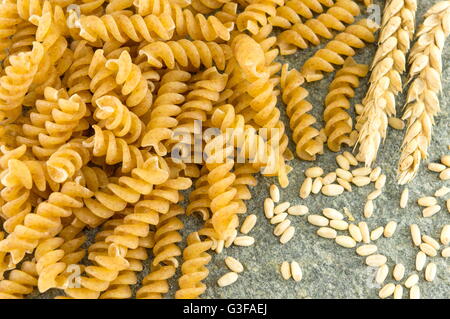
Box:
[269,0,335,28]
[141,70,191,156]
[324,57,368,152]
[0,261,37,298]
[175,232,212,299]
[276,0,361,55]
[136,204,184,299]
[0,181,93,266]
[280,64,324,161]
[94,95,144,144]
[47,139,91,184]
[301,19,379,82]
[236,0,284,35]
[133,0,191,16]
[187,167,211,220]
[0,2,21,62]
[88,49,120,104]
[0,42,44,124]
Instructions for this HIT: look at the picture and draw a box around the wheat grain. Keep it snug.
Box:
[356,0,418,167]
[398,1,450,184]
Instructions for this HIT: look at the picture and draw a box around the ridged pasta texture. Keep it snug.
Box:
[356,0,417,167]
[397,1,450,184]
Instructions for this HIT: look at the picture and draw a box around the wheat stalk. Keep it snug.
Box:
[398,1,450,184]
[355,0,417,167]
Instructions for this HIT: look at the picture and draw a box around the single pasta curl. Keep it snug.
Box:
[0,261,37,298]
[280,64,324,161]
[187,167,210,221]
[236,0,285,35]
[276,0,361,55]
[301,18,379,82]
[324,57,368,152]
[175,232,212,299]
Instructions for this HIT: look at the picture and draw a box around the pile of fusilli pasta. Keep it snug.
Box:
[0,0,389,299]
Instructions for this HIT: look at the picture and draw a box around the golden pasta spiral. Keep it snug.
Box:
[0,261,37,298]
[280,64,324,161]
[276,0,361,55]
[187,168,211,220]
[133,0,191,16]
[175,232,212,299]
[88,49,119,104]
[136,204,184,299]
[0,41,44,124]
[0,2,21,61]
[47,139,91,184]
[141,70,191,156]
[139,39,231,71]
[301,19,378,82]
[324,57,368,152]
[7,21,36,58]
[94,95,144,144]
[236,0,284,35]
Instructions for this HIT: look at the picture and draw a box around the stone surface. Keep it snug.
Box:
[36,0,450,299]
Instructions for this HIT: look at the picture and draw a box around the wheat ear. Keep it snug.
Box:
[355,0,417,167]
[398,1,450,184]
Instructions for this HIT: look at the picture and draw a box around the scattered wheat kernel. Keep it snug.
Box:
[274,202,290,215]
[311,177,323,194]
[300,177,313,199]
[366,254,387,267]
[416,252,427,271]
[393,264,405,281]
[441,155,450,167]
[322,172,337,185]
[337,178,352,192]
[343,151,358,166]
[428,162,446,172]
[393,285,403,299]
[280,226,295,244]
[305,166,324,178]
[270,213,288,225]
[322,184,344,197]
[234,236,255,247]
[376,264,389,284]
[225,230,237,248]
[375,174,386,190]
[218,272,239,287]
[370,227,384,241]
[364,200,374,218]
[352,176,371,187]
[410,224,421,246]
[417,196,437,207]
[308,215,329,227]
[404,274,419,289]
[352,167,372,176]
[419,243,437,257]
[388,117,405,130]
[425,263,436,282]
[335,236,356,248]
[274,219,291,236]
[384,221,397,238]
[291,261,303,282]
[280,261,291,280]
[317,227,337,239]
[379,283,395,299]
[225,257,244,273]
[288,205,308,216]
[336,155,350,170]
[439,168,450,180]
[422,235,440,250]
[348,224,362,242]
[336,168,353,181]
[435,186,450,197]
[400,188,409,208]
[359,222,371,243]
[409,285,420,299]
[215,240,225,254]
[422,205,441,218]
[441,225,450,245]
[264,198,275,219]
[322,208,344,220]
[240,214,257,234]
[368,189,382,200]
[269,184,280,203]
[343,207,355,221]
[442,247,450,258]
[356,244,377,256]
[369,167,382,182]
[355,103,364,115]
[330,220,349,231]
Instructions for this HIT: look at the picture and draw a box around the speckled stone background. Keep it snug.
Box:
[37,0,450,299]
